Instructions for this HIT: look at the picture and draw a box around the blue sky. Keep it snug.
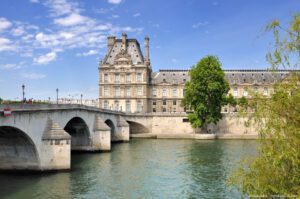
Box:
[0,0,299,100]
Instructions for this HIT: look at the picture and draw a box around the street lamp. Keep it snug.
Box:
[22,84,25,103]
[56,88,59,104]
[80,94,83,105]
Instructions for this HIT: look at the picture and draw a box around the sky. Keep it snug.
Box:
[0,0,299,100]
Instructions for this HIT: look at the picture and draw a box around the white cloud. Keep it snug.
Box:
[108,0,123,4]
[133,13,140,17]
[54,13,90,26]
[0,37,16,52]
[11,26,25,36]
[44,0,80,17]
[22,72,46,79]
[0,62,25,70]
[33,52,57,65]
[192,21,209,29]
[0,18,12,31]
[111,14,120,18]
[77,49,98,57]
[30,0,39,3]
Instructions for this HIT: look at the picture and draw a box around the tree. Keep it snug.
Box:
[0,98,2,104]
[182,55,234,130]
[229,13,300,197]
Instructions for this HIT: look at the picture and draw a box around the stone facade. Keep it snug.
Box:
[99,33,290,113]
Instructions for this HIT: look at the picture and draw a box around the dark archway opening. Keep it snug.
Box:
[127,121,149,134]
[64,117,90,151]
[0,126,39,170]
[105,119,115,136]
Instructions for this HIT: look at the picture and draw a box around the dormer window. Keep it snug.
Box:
[163,73,165,76]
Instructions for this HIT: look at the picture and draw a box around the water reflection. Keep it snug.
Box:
[0,139,257,199]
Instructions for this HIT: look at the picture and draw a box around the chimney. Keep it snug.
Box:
[122,33,127,51]
[107,36,115,52]
[144,35,150,64]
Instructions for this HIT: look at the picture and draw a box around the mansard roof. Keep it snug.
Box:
[103,39,145,65]
[151,69,295,85]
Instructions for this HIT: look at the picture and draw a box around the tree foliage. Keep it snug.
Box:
[182,55,234,129]
[229,13,300,197]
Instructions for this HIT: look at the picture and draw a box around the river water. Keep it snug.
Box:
[0,139,257,199]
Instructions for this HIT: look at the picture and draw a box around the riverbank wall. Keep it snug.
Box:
[128,113,259,140]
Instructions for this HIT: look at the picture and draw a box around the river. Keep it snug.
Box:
[0,139,257,199]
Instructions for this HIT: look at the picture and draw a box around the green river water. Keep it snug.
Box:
[0,139,257,199]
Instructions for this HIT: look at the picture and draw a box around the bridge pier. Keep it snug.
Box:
[114,116,129,142]
[40,119,71,171]
[92,116,111,151]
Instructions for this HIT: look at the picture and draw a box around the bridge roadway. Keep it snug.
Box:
[0,104,158,171]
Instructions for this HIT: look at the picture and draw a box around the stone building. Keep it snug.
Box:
[99,33,289,113]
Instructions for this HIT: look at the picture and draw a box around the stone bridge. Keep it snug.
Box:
[0,104,150,171]
[0,104,257,172]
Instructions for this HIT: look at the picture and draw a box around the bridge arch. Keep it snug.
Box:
[64,117,91,151]
[0,126,40,170]
[127,121,149,134]
[105,119,116,136]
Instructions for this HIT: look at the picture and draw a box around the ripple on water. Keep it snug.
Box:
[0,139,257,199]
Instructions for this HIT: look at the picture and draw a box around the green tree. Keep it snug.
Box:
[229,14,300,197]
[0,98,2,104]
[182,55,234,130]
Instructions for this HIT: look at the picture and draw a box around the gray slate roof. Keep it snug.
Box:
[151,69,291,85]
[103,39,144,65]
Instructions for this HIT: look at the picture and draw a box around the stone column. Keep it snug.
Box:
[92,115,111,151]
[40,118,71,171]
[114,116,129,142]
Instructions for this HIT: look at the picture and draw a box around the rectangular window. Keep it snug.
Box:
[126,101,131,112]
[126,73,131,82]
[115,87,120,97]
[183,89,186,96]
[137,86,142,96]
[114,101,119,111]
[153,108,156,112]
[103,101,109,109]
[162,107,166,112]
[136,73,142,82]
[173,100,176,105]
[243,88,248,97]
[172,107,176,112]
[162,88,167,97]
[126,87,131,97]
[104,86,109,96]
[254,87,258,93]
[104,74,108,83]
[182,118,189,123]
[263,87,268,96]
[152,88,157,97]
[163,100,166,105]
[137,101,142,112]
[115,74,120,83]
[153,101,156,106]
[173,88,177,97]
[233,87,238,97]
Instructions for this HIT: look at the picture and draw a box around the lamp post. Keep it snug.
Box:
[80,94,83,105]
[56,88,59,104]
[22,84,25,103]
